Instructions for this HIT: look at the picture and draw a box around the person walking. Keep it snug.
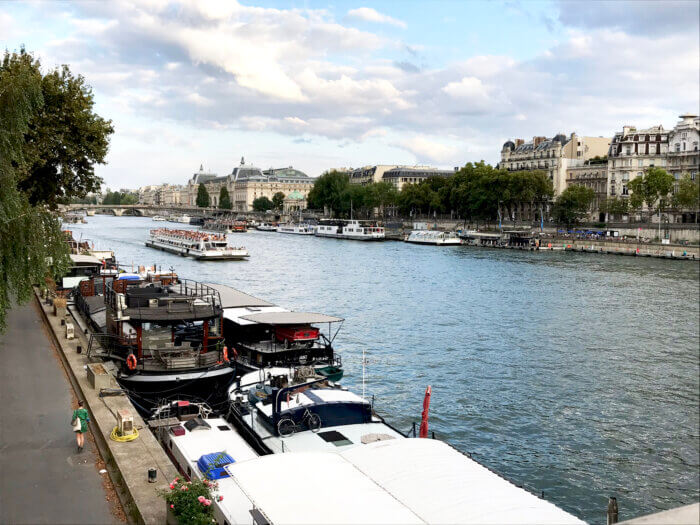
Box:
[71,400,90,452]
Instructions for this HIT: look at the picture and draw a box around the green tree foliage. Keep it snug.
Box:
[553,185,596,225]
[3,50,114,208]
[672,174,700,211]
[252,196,273,211]
[627,167,675,219]
[272,192,286,211]
[394,163,553,223]
[600,196,629,218]
[0,49,70,331]
[218,187,232,210]
[307,170,350,216]
[196,183,210,207]
[102,191,137,205]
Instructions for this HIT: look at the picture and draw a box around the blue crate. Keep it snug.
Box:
[196,452,234,480]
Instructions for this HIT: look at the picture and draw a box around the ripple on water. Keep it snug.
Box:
[70,216,699,523]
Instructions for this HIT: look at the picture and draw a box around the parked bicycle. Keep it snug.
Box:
[277,408,322,437]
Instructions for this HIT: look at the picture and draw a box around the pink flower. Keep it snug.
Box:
[169,484,174,489]
[218,496,224,502]
[204,499,211,506]
[198,496,205,503]
[175,477,179,482]
[170,504,174,509]
[180,485,187,491]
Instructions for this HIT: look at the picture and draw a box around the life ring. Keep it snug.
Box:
[222,346,229,362]
[126,353,137,371]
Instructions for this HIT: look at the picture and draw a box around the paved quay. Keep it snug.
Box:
[0,301,120,524]
[33,292,179,524]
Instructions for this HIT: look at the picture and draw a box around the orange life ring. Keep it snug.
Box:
[126,353,137,371]
[222,346,229,362]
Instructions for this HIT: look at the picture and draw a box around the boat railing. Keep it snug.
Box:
[105,278,222,318]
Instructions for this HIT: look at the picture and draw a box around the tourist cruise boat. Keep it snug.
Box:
[406,230,463,246]
[145,228,249,260]
[315,219,385,241]
[276,223,315,235]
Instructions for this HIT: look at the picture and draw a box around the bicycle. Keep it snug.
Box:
[277,408,322,437]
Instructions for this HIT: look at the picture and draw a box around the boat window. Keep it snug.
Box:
[187,466,191,477]
[317,430,353,447]
[217,425,231,431]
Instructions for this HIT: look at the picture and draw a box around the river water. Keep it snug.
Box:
[69,215,699,523]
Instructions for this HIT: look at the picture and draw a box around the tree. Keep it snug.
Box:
[628,167,675,220]
[0,49,70,331]
[553,185,595,226]
[673,174,700,212]
[219,187,232,210]
[196,183,210,208]
[307,170,350,216]
[600,196,629,219]
[252,196,273,212]
[272,192,285,211]
[4,49,114,208]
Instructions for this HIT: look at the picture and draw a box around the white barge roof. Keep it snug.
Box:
[205,283,275,308]
[239,311,344,324]
[219,438,584,524]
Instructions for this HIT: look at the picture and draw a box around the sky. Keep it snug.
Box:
[1,0,698,189]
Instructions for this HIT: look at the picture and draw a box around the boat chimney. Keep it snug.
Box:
[607,497,618,525]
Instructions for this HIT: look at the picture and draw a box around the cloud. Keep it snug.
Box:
[395,136,460,164]
[346,7,406,29]
[15,0,698,184]
[556,0,698,36]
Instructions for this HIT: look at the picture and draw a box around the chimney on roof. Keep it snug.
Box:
[533,136,546,147]
[515,138,524,147]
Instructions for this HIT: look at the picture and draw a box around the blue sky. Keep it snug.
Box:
[1,0,698,189]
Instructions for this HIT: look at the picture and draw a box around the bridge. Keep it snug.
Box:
[62,204,222,217]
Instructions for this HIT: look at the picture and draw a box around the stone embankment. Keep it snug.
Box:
[35,290,178,524]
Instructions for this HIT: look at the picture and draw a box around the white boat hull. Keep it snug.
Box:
[145,239,249,260]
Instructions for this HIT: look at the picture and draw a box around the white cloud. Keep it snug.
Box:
[346,7,406,29]
[442,76,489,99]
[395,136,460,164]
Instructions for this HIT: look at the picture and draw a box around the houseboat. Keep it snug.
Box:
[145,229,249,260]
[315,219,385,241]
[152,380,584,524]
[405,230,462,246]
[206,283,343,378]
[202,218,247,233]
[276,223,315,235]
[152,215,166,221]
[84,278,236,407]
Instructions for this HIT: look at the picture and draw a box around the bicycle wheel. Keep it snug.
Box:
[306,412,322,432]
[277,417,295,437]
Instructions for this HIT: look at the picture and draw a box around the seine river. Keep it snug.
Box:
[69,215,699,523]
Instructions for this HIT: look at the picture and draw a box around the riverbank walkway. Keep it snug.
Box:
[0,301,121,524]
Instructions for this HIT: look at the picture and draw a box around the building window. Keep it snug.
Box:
[638,159,643,166]
[676,143,681,152]
[622,185,628,195]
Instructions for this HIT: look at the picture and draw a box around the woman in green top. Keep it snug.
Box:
[72,400,90,452]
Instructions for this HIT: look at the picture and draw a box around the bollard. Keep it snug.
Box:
[607,497,618,525]
[76,345,82,354]
[148,468,157,483]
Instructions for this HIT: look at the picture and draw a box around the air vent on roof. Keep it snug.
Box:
[318,430,353,447]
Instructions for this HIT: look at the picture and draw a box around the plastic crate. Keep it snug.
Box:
[197,452,234,480]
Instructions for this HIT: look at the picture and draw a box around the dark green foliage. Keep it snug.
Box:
[673,174,700,211]
[218,187,232,210]
[307,172,398,218]
[628,167,675,219]
[272,192,285,211]
[553,185,596,225]
[102,191,137,205]
[2,49,114,208]
[196,183,210,207]
[0,48,70,331]
[252,196,273,211]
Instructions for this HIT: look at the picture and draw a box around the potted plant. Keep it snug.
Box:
[160,477,222,525]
